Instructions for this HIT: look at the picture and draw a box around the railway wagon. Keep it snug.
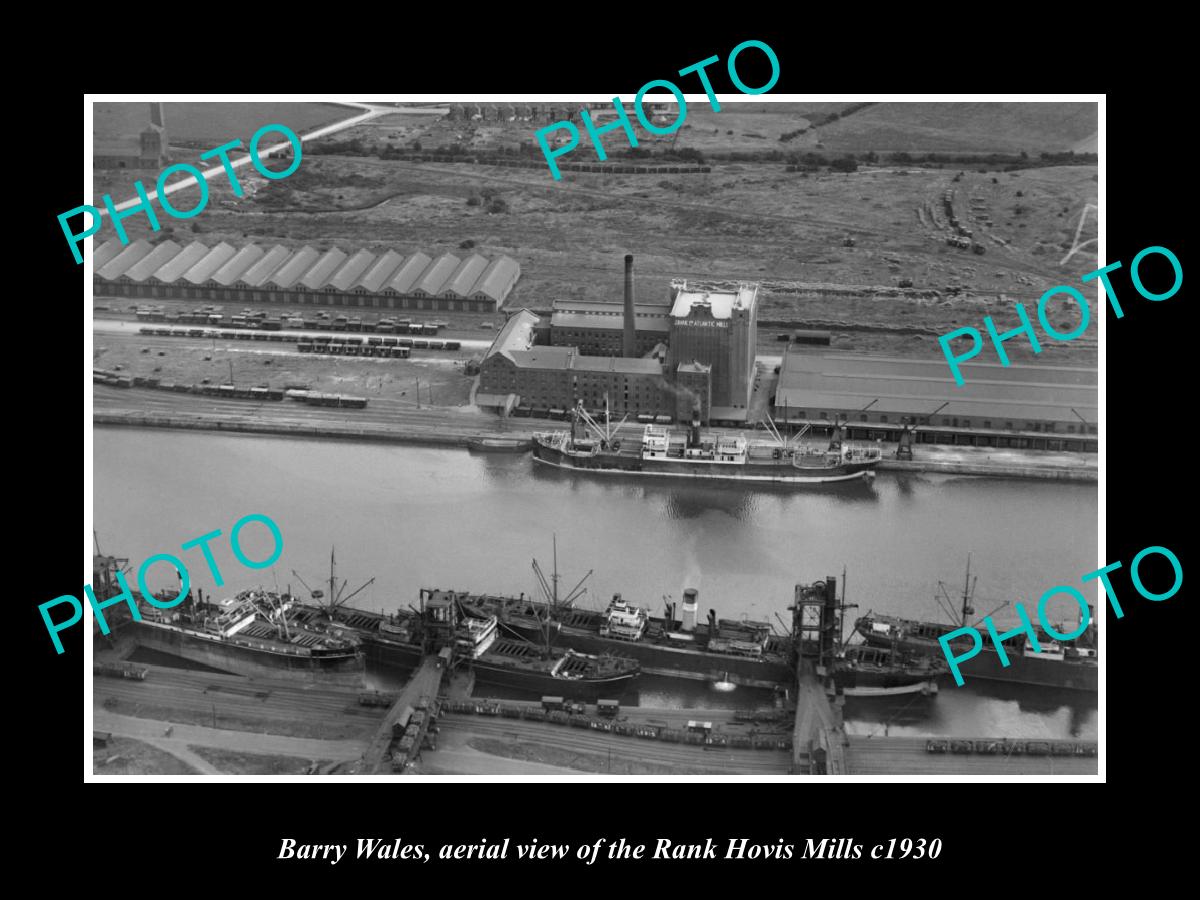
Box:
[302,392,369,409]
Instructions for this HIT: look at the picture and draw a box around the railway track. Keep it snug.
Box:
[93,663,383,736]
[437,714,791,774]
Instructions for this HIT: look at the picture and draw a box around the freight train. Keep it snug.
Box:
[136,327,460,353]
[134,307,442,335]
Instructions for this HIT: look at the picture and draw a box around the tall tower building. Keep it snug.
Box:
[138,102,168,168]
[666,280,759,415]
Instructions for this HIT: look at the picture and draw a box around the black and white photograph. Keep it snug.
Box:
[81,93,1103,780]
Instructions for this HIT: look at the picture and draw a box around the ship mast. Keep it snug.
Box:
[531,535,593,657]
[575,398,627,447]
[293,547,374,618]
[960,554,977,626]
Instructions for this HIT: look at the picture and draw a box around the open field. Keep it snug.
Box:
[91,101,356,201]
[94,101,353,144]
[807,102,1097,153]
[93,736,201,775]
[188,746,328,775]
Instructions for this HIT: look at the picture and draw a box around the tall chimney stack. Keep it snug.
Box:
[623,253,636,358]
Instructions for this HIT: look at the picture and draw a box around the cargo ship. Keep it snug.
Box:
[532,403,881,485]
[287,551,639,699]
[93,550,366,685]
[461,542,797,688]
[418,589,639,700]
[854,558,1098,692]
[129,589,366,686]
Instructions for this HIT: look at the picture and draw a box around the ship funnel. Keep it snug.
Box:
[689,402,702,447]
[623,254,636,358]
[681,588,698,632]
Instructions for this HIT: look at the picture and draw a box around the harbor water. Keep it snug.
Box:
[94,428,1099,740]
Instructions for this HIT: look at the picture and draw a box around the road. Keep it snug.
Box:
[93,383,521,441]
[94,711,367,769]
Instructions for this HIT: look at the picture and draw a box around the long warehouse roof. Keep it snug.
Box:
[91,239,521,304]
[775,350,1097,424]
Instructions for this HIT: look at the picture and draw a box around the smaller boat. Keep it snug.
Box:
[830,644,945,695]
[468,436,532,453]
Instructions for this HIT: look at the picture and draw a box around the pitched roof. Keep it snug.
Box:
[268,246,320,288]
[471,256,520,302]
[124,241,182,282]
[442,254,490,297]
[148,241,211,283]
[300,248,349,289]
[97,240,153,280]
[92,239,123,270]
[183,242,237,284]
[356,250,406,292]
[238,244,291,287]
[552,311,671,332]
[328,249,376,291]
[386,252,432,294]
[212,244,265,286]
[483,309,540,359]
[415,253,460,295]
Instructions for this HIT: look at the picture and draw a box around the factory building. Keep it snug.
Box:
[95,102,168,170]
[481,345,672,418]
[665,280,758,420]
[773,348,1098,452]
[548,255,673,356]
[477,258,760,423]
[549,300,671,356]
[92,239,520,311]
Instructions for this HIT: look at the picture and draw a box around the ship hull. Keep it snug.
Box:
[497,621,793,688]
[857,629,1097,692]
[361,635,426,669]
[127,621,365,687]
[532,442,876,484]
[469,660,638,700]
